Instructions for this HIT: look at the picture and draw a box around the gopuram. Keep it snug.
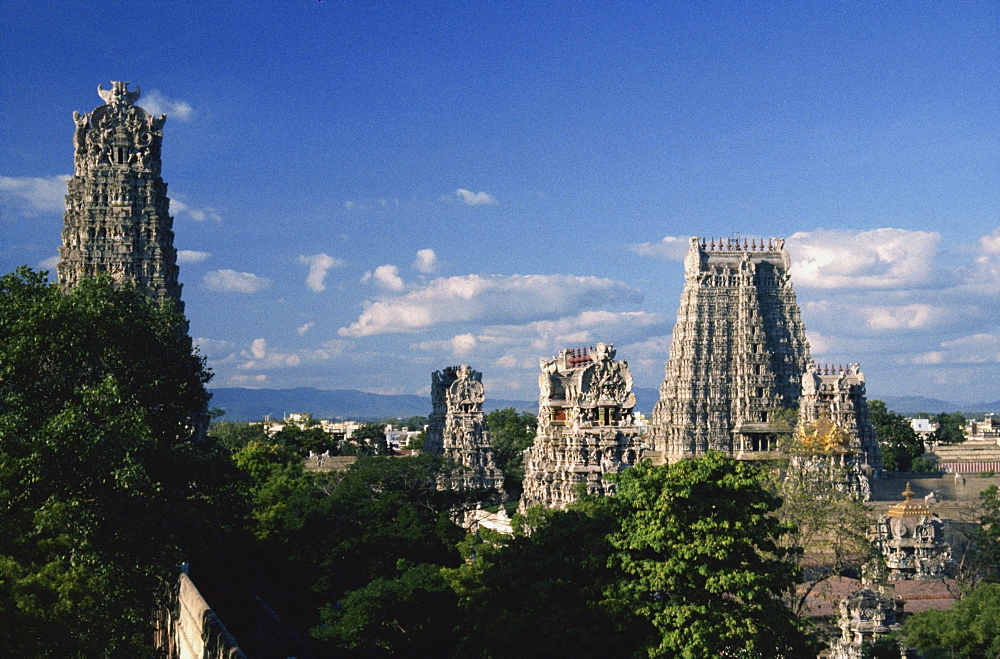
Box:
[425,365,505,496]
[520,344,642,510]
[58,81,183,311]
[795,363,882,499]
[651,236,812,461]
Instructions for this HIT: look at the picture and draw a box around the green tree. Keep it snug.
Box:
[208,419,268,452]
[344,422,389,456]
[957,485,1000,587]
[930,412,966,445]
[485,407,537,497]
[0,268,238,655]
[902,581,1000,658]
[870,400,923,472]
[606,453,815,657]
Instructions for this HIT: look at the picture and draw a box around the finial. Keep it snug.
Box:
[902,482,915,500]
[97,81,140,106]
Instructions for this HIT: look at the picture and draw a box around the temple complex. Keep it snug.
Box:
[58,82,183,311]
[520,344,643,510]
[651,236,812,461]
[872,483,952,580]
[425,365,505,496]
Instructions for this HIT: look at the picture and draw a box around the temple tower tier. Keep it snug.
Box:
[651,236,811,461]
[520,343,644,510]
[58,81,183,312]
[425,365,505,496]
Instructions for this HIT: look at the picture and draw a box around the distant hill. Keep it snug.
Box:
[878,395,1000,416]
[208,387,536,422]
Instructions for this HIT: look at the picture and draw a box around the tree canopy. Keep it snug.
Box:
[870,400,923,472]
[0,268,238,655]
[485,407,537,497]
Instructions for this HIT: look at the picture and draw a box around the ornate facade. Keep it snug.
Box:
[872,483,952,580]
[828,583,901,659]
[58,81,183,311]
[425,365,504,495]
[652,236,812,461]
[520,344,643,510]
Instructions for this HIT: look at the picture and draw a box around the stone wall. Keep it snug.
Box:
[155,572,245,659]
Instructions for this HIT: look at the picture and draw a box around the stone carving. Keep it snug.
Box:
[425,365,504,496]
[58,81,183,313]
[652,236,812,461]
[796,363,883,499]
[828,582,902,659]
[520,344,643,510]
[872,482,952,580]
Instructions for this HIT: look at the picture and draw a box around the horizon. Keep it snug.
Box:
[2,2,997,402]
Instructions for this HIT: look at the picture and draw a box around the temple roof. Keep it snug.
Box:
[886,482,932,518]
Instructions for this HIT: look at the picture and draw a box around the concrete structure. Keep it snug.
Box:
[872,482,952,580]
[520,344,643,510]
[155,572,244,659]
[652,236,811,462]
[966,413,1000,443]
[425,365,504,495]
[58,82,183,311]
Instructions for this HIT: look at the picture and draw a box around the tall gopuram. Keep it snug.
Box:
[425,365,505,496]
[520,344,643,510]
[58,81,183,312]
[651,236,811,462]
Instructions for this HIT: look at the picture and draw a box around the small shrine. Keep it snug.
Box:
[872,482,951,580]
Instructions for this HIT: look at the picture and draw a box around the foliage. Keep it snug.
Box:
[909,455,939,473]
[861,632,901,659]
[870,400,923,472]
[272,423,338,455]
[902,581,1000,658]
[485,407,537,497]
[447,497,650,657]
[0,268,238,655]
[606,453,815,657]
[342,422,389,456]
[930,412,966,445]
[208,419,268,451]
[957,485,1000,586]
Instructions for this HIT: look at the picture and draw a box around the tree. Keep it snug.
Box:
[956,484,1000,587]
[902,581,1000,658]
[0,268,238,655]
[870,400,923,472]
[485,407,537,497]
[930,412,966,445]
[605,453,816,657]
[344,422,389,456]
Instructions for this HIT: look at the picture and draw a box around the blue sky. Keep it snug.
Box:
[1,1,998,404]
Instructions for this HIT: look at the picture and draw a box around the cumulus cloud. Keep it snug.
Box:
[170,198,221,222]
[203,269,272,293]
[298,322,315,336]
[140,90,194,121]
[413,248,438,274]
[786,228,941,289]
[912,333,1000,365]
[193,337,236,360]
[860,303,943,331]
[454,188,497,205]
[628,235,691,260]
[340,274,643,338]
[298,253,345,292]
[0,174,70,214]
[236,337,352,370]
[38,255,60,269]
[362,264,406,292]
[177,249,211,264]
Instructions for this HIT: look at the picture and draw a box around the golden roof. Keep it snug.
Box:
[886,482,931,518]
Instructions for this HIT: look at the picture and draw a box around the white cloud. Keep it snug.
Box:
[340,274,642,337]
[177,249,211,264]
[860,303,943,330]
[236,338,352,371]
[414,248,437,274]
[203,269,272,293]
[298,253,345,292]
[38,255,60,269]
[454,188,497,205]
[362,264,406,292]
[170,198,221,222]
[193,337,236,360]
[628,235,691,260]
[298,322,315,336]
[0,174,69,214]
[140,90,194,121]
[786,228,941,289]
[916,333,1000,364]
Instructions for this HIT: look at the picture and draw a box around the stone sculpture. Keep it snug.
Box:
[520,344,643,510]
[58,81,183,312]
[425,365,505,496]
[872,482,952,580]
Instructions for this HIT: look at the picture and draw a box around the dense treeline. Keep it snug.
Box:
[2,269,998,656]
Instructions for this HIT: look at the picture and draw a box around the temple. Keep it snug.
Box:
[425,365,505,495]
[651,236,812,461]
[872,483,952,580]
[58,81,183,311]
[520,344,643,510]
